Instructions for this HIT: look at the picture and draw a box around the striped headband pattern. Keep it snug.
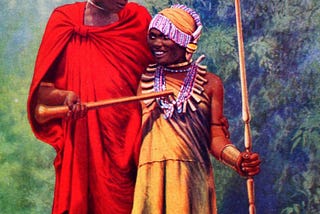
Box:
[171,4,202,41]
[148,4,202,48]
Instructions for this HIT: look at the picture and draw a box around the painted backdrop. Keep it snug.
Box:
[0,0,319,213]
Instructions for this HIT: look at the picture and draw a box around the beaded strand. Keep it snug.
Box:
[163,66,193,73]
[154,63,198,119]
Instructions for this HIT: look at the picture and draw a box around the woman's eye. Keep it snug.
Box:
[164,35,170,40]
[149,33,156,39]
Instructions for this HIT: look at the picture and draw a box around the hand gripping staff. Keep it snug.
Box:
[235,0,256,213]
[35,90,174,124]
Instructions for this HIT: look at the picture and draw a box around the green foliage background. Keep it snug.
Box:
[1,0,319,213]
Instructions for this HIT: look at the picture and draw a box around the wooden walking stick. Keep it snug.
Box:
[35,90,174,124]
[234,0,256,213]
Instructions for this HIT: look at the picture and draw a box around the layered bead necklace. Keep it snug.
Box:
[154,62,198,119]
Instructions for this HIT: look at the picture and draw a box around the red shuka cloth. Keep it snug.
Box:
[27,2,153,214]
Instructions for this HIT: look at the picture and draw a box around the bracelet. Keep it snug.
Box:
[220,144,241,170]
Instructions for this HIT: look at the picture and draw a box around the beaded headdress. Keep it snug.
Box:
[148,4,202,51]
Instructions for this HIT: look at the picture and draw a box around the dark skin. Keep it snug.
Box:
[37,0,129,120]
[36,85,87,120]
[147,28,261,176]
[84,0,128,26]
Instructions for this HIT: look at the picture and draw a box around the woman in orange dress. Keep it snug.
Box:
[132,5,261,214]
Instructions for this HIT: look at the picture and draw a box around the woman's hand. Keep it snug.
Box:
[237,152,261,177]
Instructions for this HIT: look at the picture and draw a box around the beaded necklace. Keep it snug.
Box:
[163,66,193,73]
[154,62,198,119]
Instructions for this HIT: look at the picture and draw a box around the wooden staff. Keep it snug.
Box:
[35,90,174,124]
[234,0,256,213]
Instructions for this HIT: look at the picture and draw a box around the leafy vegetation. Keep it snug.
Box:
[1,0,319,213]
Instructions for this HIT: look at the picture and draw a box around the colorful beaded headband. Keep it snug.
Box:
[148,4,203,48]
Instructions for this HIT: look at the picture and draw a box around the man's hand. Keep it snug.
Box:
[64,91,87,120]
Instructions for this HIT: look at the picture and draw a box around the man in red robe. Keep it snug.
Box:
[27,1,153,213]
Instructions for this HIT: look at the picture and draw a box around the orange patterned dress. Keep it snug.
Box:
[132,63,217,214]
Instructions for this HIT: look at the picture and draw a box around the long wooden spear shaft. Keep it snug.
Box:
[35,90,174,124]
[234,0,256,213]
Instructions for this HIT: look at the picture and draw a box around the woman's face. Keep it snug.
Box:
[148,28,186,66]
[96,0,128,13]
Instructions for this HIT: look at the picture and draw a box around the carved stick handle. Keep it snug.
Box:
[35,90,174,124]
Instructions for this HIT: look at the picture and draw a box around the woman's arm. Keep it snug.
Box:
[206,73,261,177]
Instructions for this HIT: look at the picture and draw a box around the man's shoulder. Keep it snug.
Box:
[46,2,84,24]
[125,2,150,16]
[126,2,147,10]
[54,2,84,13]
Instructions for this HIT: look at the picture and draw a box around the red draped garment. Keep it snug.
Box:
[27,2,153,214]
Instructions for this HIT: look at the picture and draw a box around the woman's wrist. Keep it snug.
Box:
[220,144,241,172]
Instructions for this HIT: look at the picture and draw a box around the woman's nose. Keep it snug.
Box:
[152,37,163,47]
